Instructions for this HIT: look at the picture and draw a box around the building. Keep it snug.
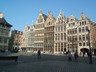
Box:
[67,13,78,54]
[67,12,96,55]
[9,30,23,51]
[54,10,68,54]
[0,12,12,52]
[34,9,47,53]
[44,12,56,53]
[21,22,35,52]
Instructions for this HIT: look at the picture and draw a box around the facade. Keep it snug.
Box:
[67,12,96,55]
[67,13,78,54]
[21,22,35,52]
[0,12,12,51]
[44,12,56,53]
[34,9,47,53]
[20,10,96,55]
[54,10,68,54]
[9,30,23,51]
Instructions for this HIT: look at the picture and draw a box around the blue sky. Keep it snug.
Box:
[0,0,96,31]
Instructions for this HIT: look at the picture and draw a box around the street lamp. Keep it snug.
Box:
[88,29,92,64]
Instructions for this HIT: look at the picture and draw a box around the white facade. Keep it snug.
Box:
[21,22,35,52]
[54,10,68,54]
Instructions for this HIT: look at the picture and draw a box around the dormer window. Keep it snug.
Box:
[71,19,73,21]
[80,22,81,25]
[49,22,50,25]
[82,17,83,20]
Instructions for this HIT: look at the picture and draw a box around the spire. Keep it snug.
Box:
[40,9,42,13]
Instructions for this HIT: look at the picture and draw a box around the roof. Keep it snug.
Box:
[13,30,23,34]
[42,13,47,21]
[0,17,12,27]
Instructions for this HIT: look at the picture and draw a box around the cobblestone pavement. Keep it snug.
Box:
[0,52,96,72]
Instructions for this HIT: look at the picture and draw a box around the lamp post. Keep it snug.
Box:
[88,29,92,64]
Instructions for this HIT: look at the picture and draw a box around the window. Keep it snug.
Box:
[83,42,85,46]
[79,28,81,32]
[55,34,57,40]
[64,48,66,51]
[61,43,63,51]
[64,26,66,31]
[80,22,81,25]
[75,28,77,33]
[61,33,63,40]
[58,34,60,40]
[68,30,69,34]
[64,43,66,47]
[55,43,57,51]
[64,33,66,40]
[86,34,88,40]
[4,38,7,43]
[79,43,82,46]
[58,27,60,32]
[82,35,85,40]
[86,26,88,31]
[69,24,70,27]
[82,22,84,25]
[49,22,50,25]
[85,21,86,24]
[79,35,81,41]
[86,42,89,46]
[58,43,60,51]
[56,27,57,32]
[74,36,77,41]
[82,27,85,32]
[61,26,63,31]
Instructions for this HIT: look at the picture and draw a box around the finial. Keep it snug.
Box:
[71,13,73,15]
[63,11,64,16]
[48,11,51,15]
[40,9,42,12]
[32,20,33,25]
[81,12,84,16]
[60,9,61,14]
[0,12,3,18]
[26,22,27,26]
[32,20,33,23]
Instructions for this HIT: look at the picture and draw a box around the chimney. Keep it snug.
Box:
[0,12,3,18]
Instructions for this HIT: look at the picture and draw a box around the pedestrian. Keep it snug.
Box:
[38,49,41,59]
[67,51,72,61]
[83,51,85,57]
[87,51,89,57]
[74,50,78,62]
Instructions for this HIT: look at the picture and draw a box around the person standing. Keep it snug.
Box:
[38,49,41,59]
[74,50,78,62]
[67,51,72,61]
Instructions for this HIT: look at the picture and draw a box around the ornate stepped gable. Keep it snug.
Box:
[45,12,56,27]
[56,10,68,25]
[36,9,47,25]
